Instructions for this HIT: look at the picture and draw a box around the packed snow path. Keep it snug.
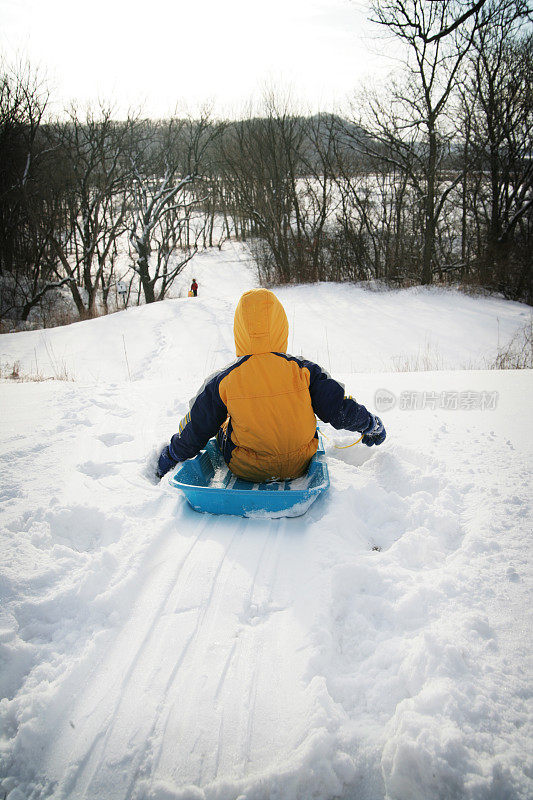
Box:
[1,248,532,800]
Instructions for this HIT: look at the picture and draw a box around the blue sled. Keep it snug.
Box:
[169,435,329,518]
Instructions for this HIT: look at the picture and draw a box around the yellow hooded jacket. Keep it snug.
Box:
[168,289,373,481]
[220,289,318,480]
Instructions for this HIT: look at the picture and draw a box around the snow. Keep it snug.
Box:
[1,241,530,384]
[1,242,532,800]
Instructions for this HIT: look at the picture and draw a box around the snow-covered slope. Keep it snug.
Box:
[1,244,532,800]
[0,241,529,383]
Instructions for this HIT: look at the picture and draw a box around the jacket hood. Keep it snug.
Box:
[234,289,288,356]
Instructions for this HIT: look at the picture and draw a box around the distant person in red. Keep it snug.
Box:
[190,278,198,297]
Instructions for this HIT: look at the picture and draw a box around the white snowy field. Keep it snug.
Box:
[0,242,532,800]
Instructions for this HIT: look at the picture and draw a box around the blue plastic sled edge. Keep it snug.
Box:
[168,435,329,518]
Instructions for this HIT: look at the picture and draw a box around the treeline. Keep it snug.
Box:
[221,0,532,301]
[0,88,224,323]
[1,0,531,329]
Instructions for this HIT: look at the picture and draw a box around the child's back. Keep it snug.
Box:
[157,289,385,481]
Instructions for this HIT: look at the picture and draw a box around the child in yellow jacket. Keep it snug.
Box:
[157,288,385,481]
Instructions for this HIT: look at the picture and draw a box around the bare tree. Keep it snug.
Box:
[367,0,487,283]
[220,94,311,284]
[466,3,532,297]
[409,0,489,43]
[45,105,134,318]
[128,111,220,303]
[331,118,416,283]
[294,114,342,281]
[0,61,74,325]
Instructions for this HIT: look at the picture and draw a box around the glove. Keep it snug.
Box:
[156,445,178,479]
[361,414,386,447]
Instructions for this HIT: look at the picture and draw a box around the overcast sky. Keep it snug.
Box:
[1,0,397,119]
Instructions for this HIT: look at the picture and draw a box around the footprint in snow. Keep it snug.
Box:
[97,432,134,447]
[44,504,123,551]
[78,461,118,479]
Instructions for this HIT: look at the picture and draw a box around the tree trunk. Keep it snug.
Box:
[136,238,155,304]
[422,126,437,285]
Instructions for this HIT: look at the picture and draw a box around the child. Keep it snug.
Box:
[157,288,385,481]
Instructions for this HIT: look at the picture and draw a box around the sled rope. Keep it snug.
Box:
[320,430,364,449]
[333,435,364,449]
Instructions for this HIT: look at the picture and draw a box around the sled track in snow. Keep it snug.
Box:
[59,514,220,797]
[48,508,294,799]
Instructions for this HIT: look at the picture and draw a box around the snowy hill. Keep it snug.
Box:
[1,243,532,800]
[0,241,530,383]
